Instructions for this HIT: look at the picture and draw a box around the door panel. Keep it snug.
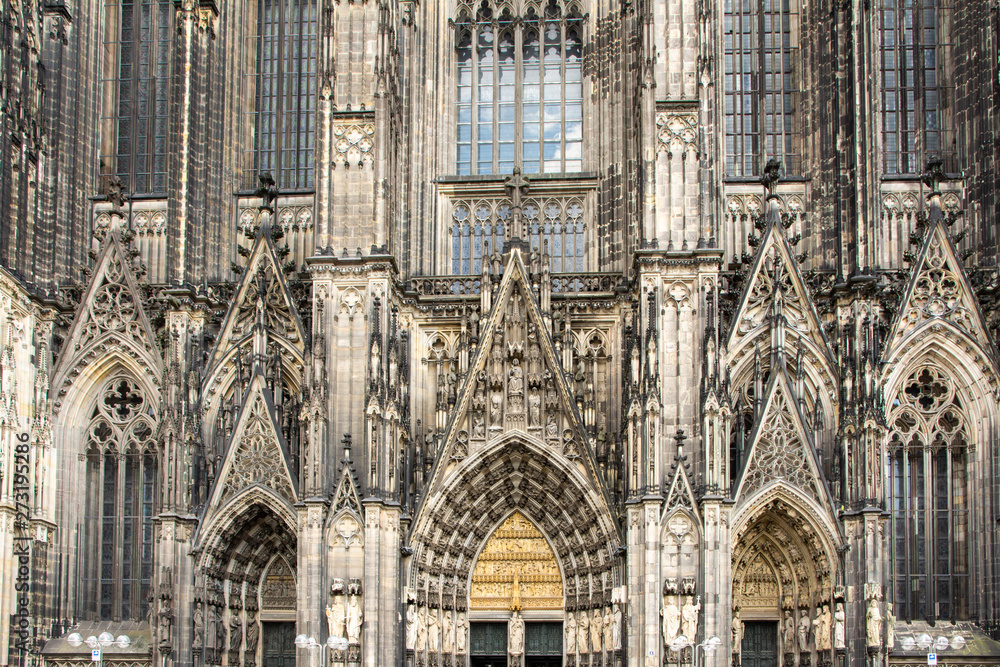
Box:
[261,622,295,667]
[741,621,778,667]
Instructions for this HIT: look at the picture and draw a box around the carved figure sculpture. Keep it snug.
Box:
[866,599,882,647]
[326,598,346,638]
[782,610,795,653]
[346,595,363,644]
[834,603,846,650]
[603,607,613,652]
[565,612,577,654]
[886,603,896,649]
[817,604,832,651]
[442,610,454,653]
[405,604,418,650]
[416,607,428,651]
[508,611,525,657]
[192,605,204,651]
[427,610,440,652]
[456,612,469,653]
[577,610,589,653]
[590,608,603,653]
[613,604,623,650]
[732,610,743,653]
[798,610,811,652]
[663,598,681,643]
[682,596,701,641]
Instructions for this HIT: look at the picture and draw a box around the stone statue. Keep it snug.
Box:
[326,598,346,638]
[405,603,418,650]
[682,596,701,641]
[590,608,603,653]
[416,607,428,651]
[886,603,896,649]
[346,595,363,644]
[782,610,795,653]
[192,605,204,651]
[427,610,440,652]
[508,358,523,394]
[577,610,590,653]
[442,610,454,653]
[813,604,831,651]
[732,610,743,652]
[456,612,469,653]
[565,612,577,654]
[866,599,882,647]
[833,603,846,650]
[214,606,225,654]
[603,607,613,652]
[613,604,623,650]
[508,611,525,657]
[663,598,681,643]
[798,609,811,652]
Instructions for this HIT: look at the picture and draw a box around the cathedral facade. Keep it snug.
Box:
[1,1,1000,667]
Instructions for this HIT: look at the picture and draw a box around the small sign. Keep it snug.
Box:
[91,650,101,662]
[927,653,937,665]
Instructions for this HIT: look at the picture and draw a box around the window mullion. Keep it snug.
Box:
[471,28,479,175]
[514,24,523,171]
[115,451,127,620]
[560,18,566,173]
[922,444,933,620]
[493,19,500,174]
[903,447,913,620]
[946,444,955,620]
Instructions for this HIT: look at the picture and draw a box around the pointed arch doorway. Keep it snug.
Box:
[468,512,564,667]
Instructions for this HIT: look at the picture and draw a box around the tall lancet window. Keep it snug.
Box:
[879,0,955,175]
[83,377,158,621]
[723,0,800,177]
[455,2,584,176]
[251,0,319,189]
[101,0,172,194]
[888,367,969,621]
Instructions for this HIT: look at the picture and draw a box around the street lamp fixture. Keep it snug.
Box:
[294,634,338,665]
[66,633,83,648]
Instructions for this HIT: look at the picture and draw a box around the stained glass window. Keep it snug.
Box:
[250,0,319,190]
[888,367,969,621]
[880,0,955,175]
[103,0,172,194]
[83,377,158,621]
[724,0,800,177]
[455,2,583,176]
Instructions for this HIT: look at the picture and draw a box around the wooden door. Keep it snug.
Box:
[741,621,778,667]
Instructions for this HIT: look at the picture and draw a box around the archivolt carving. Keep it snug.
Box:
[410,440,617,612]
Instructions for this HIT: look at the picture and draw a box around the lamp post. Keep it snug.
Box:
[668,635,722,667]
[74,632,129,667]
[295,634,337,667]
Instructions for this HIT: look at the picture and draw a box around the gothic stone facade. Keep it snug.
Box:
[1,1,1000,667]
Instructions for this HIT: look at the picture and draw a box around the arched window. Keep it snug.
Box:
[249,0,319,190]
[723,0,800,177]
[455,2,583,176]
[888,366,969,621]
[83,376,158,621]
[879,0,955,175]
[101,0,172,194]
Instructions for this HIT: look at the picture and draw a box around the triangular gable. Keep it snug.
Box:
[726,218,832,364]
[207,231,305,372]
[663,458,699,520]
[208,372,298,509]
[330,460,363,517]
[426,249,609,496]
[52,231,162,393]
[886,220,996,358]
[733,369,831,510]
